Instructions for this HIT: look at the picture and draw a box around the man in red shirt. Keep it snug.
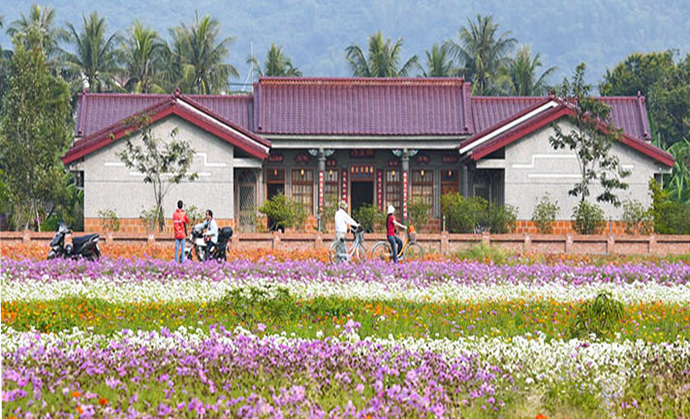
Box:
[173,200,189,262]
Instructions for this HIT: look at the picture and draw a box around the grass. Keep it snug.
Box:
[4,291,688,342]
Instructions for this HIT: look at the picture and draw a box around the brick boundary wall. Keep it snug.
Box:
[3,231,690,255]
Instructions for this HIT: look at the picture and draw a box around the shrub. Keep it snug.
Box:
[649,178,690,234]
[353,204,383,233]
[98,209,121,232]
[440,193,486,233]
[185,205,205,227]
[139,207,163,232]
[568,291,624,340]
[258,194,310,231]
[454,243,514,265]
[572,200,605,235]
[531,193,560,234]
[409,197,431,231]
[483,203,517,234]
[319,196,340,233]
[621,199,653,235]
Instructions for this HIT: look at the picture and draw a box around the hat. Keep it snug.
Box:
[339,201,348,210]
[387,205,395,214]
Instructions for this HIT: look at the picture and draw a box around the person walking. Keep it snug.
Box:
[386,205,407,263]
[173,200,189,263]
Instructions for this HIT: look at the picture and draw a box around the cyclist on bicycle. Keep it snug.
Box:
[386,205,407,263]
[335,201,360,250]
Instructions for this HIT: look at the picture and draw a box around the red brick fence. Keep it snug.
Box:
[2,231,690,255]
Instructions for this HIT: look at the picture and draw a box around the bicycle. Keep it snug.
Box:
[328,225,366,263]
[371,225,425,262]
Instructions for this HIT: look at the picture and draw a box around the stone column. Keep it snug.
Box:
[401,149,410,222]
[317,148,326,231]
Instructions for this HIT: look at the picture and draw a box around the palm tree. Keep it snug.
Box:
[422,44,459,77]
[119,21,166,93]
[167,12,238,94]
[345,31,419,77]
[247,43,302,78]
[445,14,517,94]
[507,46,556,96]
[7,4,66,59]
[62,12,120,92]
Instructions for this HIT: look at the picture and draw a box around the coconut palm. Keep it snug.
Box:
[247,43,302,78]
[119,21,166,93]
[62,12,121,92]
[422,44,459,77]
[507,46,556,96]
[345,31,419,77]
[445,14,517,94]
[7,4,65,59]
[167,12,238,94]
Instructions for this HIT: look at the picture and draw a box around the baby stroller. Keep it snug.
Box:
[214,226,233,261]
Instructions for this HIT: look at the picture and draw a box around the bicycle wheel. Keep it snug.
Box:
[329,241,346,263]
[371,241,393,262]
[403,242,425,261]
[353,243,367,261]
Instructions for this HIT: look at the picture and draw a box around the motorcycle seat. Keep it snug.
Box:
[72,234,99,247]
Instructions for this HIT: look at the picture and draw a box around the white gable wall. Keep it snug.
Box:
[78,115,237,220]
[503,118,666,220]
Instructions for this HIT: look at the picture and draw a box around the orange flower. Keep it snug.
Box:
[71,390,81,398]
[99,398,108,405]
[77,406,84,414]
[536,414,548,419]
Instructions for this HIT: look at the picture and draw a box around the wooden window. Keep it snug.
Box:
[441,168,459,197]
[385,169,402,217]
[291,168,314,214]
[266,168,285,184]
[411,169,434,216]
[324,168,340,207]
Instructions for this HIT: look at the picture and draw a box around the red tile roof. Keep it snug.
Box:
[254,77,472,136]
[75,93,253,138]
[65,93,269,164]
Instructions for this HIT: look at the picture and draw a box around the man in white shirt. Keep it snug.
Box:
[203,209,218,260]
[334,201,359,246]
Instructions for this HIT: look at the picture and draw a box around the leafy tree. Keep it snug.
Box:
[507,45,556,96]
[63,12,121,92]
[167,12,238,94]
[445,14,516,95]
[600,51,689,148]
[421,44,458,77]
[0,27,72,230]
[118,116,198,231]
[247,43,302,78]
[663,137,690,203]
[7,4,66,61]
[345,31,419,77]
[549,63,630,207]
[118,21,166,93]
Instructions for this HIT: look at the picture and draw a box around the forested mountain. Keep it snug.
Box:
[2,0,689,87]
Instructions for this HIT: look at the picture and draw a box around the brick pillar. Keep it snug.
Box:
[606,235,615,254]
[23,230,31,245]
[440,231,449,255]
[565,234,573,253]
[649,235,657,255]
[524,234,531,253]
[272,230,281,250]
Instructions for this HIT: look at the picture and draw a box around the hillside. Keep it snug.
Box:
[2,0,689,88]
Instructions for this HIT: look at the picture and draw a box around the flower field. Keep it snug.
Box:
[2,257,690,418]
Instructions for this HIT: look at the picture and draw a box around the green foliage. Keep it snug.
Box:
[319,195,339,233]
[345,31,420,77]
[620,199,653,235]
[454,243,514,265]
[353,203,383,233]
[247,43,302,79]
[572,200,605,235]
[98,209,121,232]
[664,137,690,203]
[139,206,163,232]
[0,29,72,231]
[118,116,198,231]
[531,193,560,234]
[506,45,556,96]
[444,14,517,95]
[649,178,690,235]
[441,193,485,233]
[185,205,205,226]
[119,21,166,93]
[215,286,296,324]
[550,63,630,207]
[408,197,431,231]
[568,291,625,340]
[485,203,517,234]
[422,43,458,77]
[258,193,309,231]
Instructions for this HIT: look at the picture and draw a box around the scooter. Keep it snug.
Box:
[47,223,101,261]
[185,223,233,261]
